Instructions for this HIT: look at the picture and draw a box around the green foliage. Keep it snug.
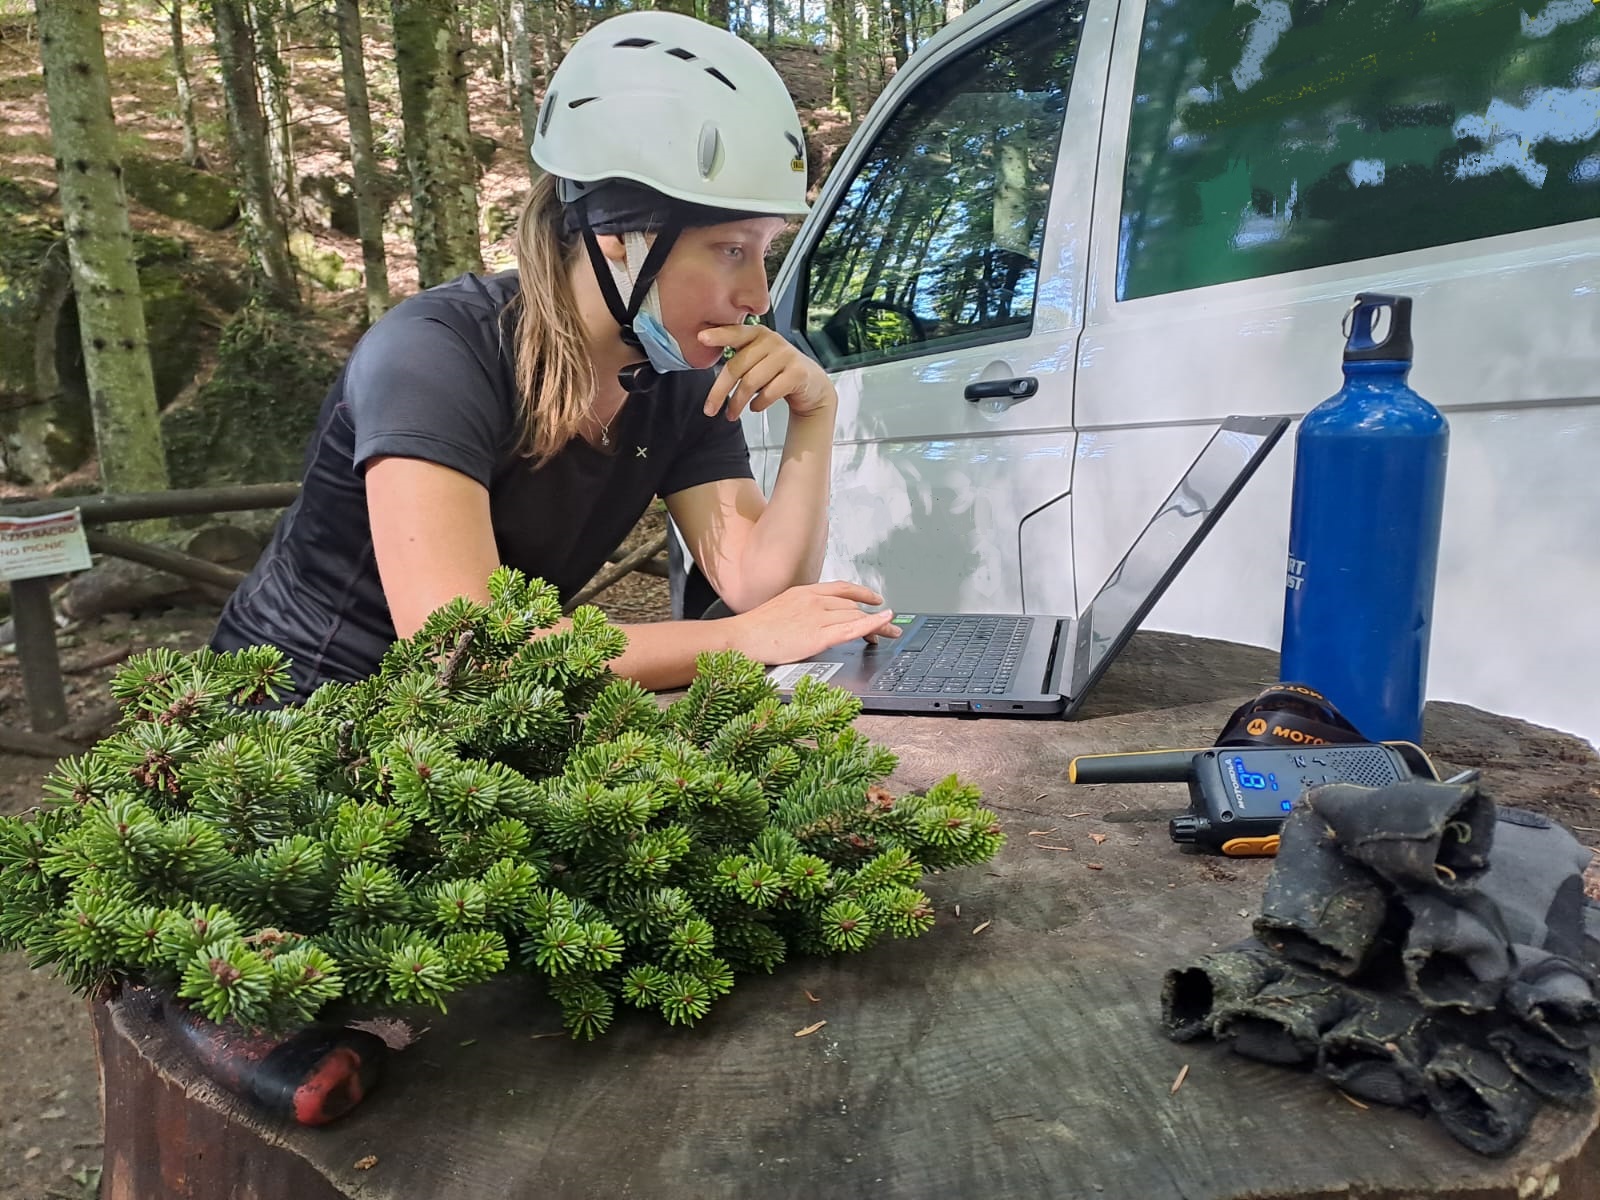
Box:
[0,570,1001,1039]
[160,298,342,490]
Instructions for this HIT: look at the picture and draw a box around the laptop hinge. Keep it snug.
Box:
[1042,619,1074,702]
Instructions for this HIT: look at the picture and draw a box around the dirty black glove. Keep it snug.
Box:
[1160,938,1284,1042]
[1399,889,1511,1012]
[1478,808,1591,957]
[1486,1021,1594,1107]
[1308,776,1494,893]
[1423,1043,1541,1156]
[1400,807,1599,1023]
[1316,992,1432,1111]
[1254,803,1390,978]
[1582,899,1600,973]
[1211,958,1354,1066]
[1503,946,1600,1050]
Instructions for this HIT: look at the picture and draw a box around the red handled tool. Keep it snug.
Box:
[164,999,388,1126]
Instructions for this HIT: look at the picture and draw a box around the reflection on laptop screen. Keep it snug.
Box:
[1070,423,1276,696]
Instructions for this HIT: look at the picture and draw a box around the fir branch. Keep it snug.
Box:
[0,568,999,1038]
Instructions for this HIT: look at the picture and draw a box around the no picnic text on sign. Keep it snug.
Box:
[0,509,93,581]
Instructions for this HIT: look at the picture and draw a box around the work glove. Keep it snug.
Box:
[1423,1043,1541,1157]
[1476,807,1591,957]
[1398,889,1510,1012]
[1210,958,1353,1066]
[1316,992,1432,1111]
[1308,776,1494,893]
[1399,807,1598,1022]
[1160,938,1284,1042]
[1503,946,1600,1050]
[1582,899,1600,972]
[1485,1020,1594,1107]
[1253,803,1390,978]
[1167,777,1600,1159]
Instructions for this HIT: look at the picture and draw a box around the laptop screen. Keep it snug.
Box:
[1067,416,1287,700]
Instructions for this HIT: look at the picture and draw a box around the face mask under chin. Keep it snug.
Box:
[632,310,696,374]
[609,232,696,375]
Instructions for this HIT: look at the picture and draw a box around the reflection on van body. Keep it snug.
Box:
[754,0,1600,743]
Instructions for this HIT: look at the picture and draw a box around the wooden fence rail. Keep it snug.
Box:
[2,483,303,735]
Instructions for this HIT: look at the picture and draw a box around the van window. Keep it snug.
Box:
[1118,0,1600,301]
[800,1,1085,369]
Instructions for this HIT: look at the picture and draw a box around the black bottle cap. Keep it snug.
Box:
[1342,293,1413,364]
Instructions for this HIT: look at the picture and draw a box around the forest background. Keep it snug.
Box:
[0,0,962,1192]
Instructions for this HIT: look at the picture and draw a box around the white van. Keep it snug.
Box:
[739,0,1600,744]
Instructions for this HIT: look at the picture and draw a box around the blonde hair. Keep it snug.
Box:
[510,173,597,463]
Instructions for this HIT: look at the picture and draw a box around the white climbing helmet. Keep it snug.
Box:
[531,10,810,217]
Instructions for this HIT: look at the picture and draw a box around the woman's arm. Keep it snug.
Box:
[664,398,834,614]
[366,457,501,636]
[368,456,894,689]
[667,320,840,613]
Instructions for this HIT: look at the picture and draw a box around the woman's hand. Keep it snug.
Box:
[699,323,838,422]
[726,580,900,664]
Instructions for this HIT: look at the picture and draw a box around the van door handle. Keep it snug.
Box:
[965,377,1038,402]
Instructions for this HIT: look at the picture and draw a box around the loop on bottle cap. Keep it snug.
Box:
[1341,297,1362,341]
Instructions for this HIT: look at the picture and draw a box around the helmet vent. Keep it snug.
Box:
[666,47,697,60]
[567,96,599,109]
[615,37,656,48]
[538,90,557,135]
[785,132,804,159]
[704,67,736,91]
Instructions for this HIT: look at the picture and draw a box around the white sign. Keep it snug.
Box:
[0,509,93,581]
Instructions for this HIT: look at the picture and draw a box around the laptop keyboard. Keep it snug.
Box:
[869,616,1032,695]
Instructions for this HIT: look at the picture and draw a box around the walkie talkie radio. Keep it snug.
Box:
[1067,741,1438,856]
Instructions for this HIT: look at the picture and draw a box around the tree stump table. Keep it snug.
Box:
[92,632,1600,1200]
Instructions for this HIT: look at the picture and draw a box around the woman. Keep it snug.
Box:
[211,10,898,702]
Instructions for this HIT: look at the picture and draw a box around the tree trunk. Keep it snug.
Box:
[765,0,775,44]
[943,0,963,25]
[334,0,391,324]
[888,0,909,68]
[861,0,883,90]
[829,0,853,113]
[558,0,575,57]
[252,0,297,213]
[656,0,696,15]
[536,1,555,99]
[211,0,298,303]
[168,0,203,167]
[392,0,484,289]
[34,0,171,496]
[513,0,538,158]
[707,0,730,29]
[497,0,516,108]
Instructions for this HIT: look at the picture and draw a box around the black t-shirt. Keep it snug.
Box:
[211,271,751,700]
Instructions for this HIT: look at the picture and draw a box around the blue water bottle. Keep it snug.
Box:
[1280,293,1449,744]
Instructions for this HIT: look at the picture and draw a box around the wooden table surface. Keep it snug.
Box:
[94,632,1600,1200]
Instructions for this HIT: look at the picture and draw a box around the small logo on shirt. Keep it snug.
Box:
[635,445,648,459]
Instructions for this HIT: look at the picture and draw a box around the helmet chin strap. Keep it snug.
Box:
[573,195,681,393]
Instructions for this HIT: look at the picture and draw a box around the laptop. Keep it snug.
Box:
[765,415,1289,717]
